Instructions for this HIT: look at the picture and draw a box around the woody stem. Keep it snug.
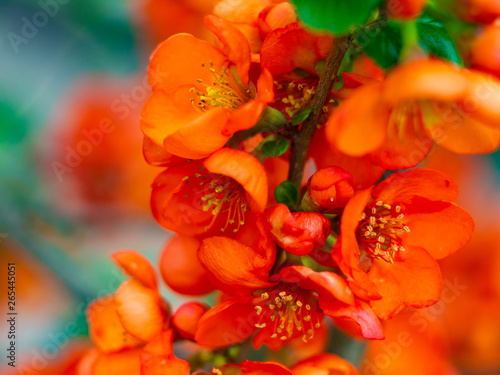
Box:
[287,35,351,191]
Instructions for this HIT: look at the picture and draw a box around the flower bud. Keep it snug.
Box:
[266,204,331,256]
[172,302,209,340]
[306,166,354,214]
[159,235,215,296]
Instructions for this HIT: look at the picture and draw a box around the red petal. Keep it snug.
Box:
[195,297,257,347]
[112,249,158,290]
[368,246,443,319]
[371,168,459,203]
[239,360,293,375]
[279,266,355,306]
[323,299,384,340]
[332,189,381,300]
[261,23,333,76]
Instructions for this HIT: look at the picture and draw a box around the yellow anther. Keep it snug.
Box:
[261,292,269,299]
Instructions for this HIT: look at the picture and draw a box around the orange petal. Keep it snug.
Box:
[86,295,142,353]
[371,168,459,203]
[115,279,169,342]
[204,15,251,86]
[199,236,276,294]
[148,33,228,90]
[141,88,232,159]
[368,246,443,319]
[195,297,257,347]
[431,115,500,154]
[143,135,185,167]
[239,360,294,375]
[92,349,141,375]
[112,250,158,290]
[464,71,500,124]
[226,100,268,134]
[203,148,268,212]
[140,330,174,366]
[328,83,390,157]
[382,60,468,104]
[292,353,359,375]
[402,199,474,259]
[160,235,215,296]
[141,355,190,375]
[310,127,385,190]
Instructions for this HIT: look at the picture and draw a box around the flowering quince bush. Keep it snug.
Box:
[77,0,500,373]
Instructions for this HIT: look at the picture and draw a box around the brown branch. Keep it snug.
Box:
[287,35,351,191]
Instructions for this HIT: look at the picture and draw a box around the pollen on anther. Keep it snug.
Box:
[255,323,266,328]
[261,292,269,299]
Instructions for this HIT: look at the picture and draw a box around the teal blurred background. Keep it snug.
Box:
[0,0,170,367]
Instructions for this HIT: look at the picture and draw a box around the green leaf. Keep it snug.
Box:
[292,107,312,126]
[356,21,403,69]
[292,0,382,34]
[261,138,291,157]
[416,13,462,65]
[274,181,299,209]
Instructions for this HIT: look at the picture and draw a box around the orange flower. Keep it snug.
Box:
[40,76,157,220]
[87,250,170,353]
[151,148,268,237]
[326,59,500,170]
[332,168,474,319]
[470,24,500,78]
[195,234,383,349]
[141,16,274,159]
[266,203,331,256]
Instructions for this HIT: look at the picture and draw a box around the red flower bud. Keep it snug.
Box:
[307,167,354,214]
[266,204,331,256]
[172,302,209,340]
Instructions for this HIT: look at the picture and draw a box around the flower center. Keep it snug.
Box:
[357,200,410,264]
[190,61,253,112]
[182,169,248,233]
[254,286,321,343]
[274,80,319,118]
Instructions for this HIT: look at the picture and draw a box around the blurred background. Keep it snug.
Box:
[0,0,500,374]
